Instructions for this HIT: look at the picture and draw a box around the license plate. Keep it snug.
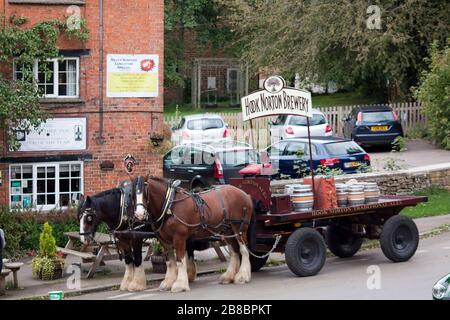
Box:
[371,126,389,131]
[344,161,361,168]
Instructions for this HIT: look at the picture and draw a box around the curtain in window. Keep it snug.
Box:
[67,60,77,96]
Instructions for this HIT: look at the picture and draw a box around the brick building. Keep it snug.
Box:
[0,0,164,210]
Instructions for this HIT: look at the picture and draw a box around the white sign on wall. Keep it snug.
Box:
[241,75,313,121]
[107,54,159,98]
[16,118,87,152]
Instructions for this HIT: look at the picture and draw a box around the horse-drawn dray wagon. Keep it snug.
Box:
[230,176,427,276]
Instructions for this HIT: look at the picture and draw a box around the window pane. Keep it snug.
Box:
[60,179,70,192]
[23,180,33,194]
[58,60,67,72]
[60,165,70,177]
[59,72,67,83]
[71,164,81,176]
[46,84,54,95]
[60,194,70,207]
[71,179,80,192]
[23,166,32,179]
[47,179,55,193]
[11,166,21,179]
[58,85,67,96]
[47,167,55,178]
[37,167,45,178]
[37,180,45,193]
[37,194,45,205]
[47,194,55,205]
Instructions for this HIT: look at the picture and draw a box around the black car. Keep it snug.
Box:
[342,106,403,147]
[163,141,260,190]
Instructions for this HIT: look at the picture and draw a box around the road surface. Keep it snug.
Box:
[70,231,450,300]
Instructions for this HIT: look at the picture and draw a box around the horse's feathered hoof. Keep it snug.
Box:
[171,280,190,293]
[219,274,234,284]
[159,280,173,291]
[234,272,251,285]
[128,283,146,292]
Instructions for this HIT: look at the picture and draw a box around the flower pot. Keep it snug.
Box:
[150,254,167,273]
[37,261,64,280]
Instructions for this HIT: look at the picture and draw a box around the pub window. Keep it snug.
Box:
[9,162,83,211]
[13,57,79,98]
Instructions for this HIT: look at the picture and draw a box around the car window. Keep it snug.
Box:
[177,118,185,130]
[182,147,205,165]
[289,114,326,126]
[324,141,364,156]
[273,115,287,125]
[362,111,394,122]
[187,118,223,130]
[166,146,185,165]
[267,141,287,156]
[217,150,259,167]
[284,142,317,156]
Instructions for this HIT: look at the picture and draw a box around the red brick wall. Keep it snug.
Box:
[0,0,164,207]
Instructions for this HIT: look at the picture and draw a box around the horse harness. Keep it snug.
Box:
[144,180,251,240]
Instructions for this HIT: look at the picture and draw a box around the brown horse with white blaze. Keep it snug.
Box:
[132,176,254,293]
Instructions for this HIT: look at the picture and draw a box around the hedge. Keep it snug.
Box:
[0,206,80,259]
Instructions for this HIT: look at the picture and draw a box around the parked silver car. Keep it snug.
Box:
[171,114,230,146]
[269,109,333,144]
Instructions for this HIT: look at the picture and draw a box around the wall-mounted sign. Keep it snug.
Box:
[241,75,313,121]
[107,54,159,98]
[16,118,86,152]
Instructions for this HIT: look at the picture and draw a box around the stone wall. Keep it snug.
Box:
[271,163,450,195]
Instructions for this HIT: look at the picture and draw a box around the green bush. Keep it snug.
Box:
[414,40,450,150]
[0,206,80,258]
[39,222,56,257]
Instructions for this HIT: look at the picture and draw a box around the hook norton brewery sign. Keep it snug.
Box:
[241,76,312,121]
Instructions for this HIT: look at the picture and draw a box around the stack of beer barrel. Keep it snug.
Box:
[336,182,380,207]
[285,184,314,212]
[284,180,380,211]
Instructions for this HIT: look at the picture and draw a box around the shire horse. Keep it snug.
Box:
[77,185,209,292]
[132,175,254,292]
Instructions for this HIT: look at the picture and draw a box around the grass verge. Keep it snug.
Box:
[402,187,450,219]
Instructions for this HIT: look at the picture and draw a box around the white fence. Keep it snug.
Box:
[165,102,425,149]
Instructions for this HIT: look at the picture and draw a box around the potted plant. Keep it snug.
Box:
[150,239,167,273]
[31,222,65,281]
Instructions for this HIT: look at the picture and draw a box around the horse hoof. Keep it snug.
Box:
[120,283,129,291]
[159,280,172,291]
[128,282,146,292]
[171,281,190,293]
[219,274,234,284]
[234,273,250,284]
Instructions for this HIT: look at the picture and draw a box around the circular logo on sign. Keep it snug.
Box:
[263,76,285,94]
[140,59,155,72]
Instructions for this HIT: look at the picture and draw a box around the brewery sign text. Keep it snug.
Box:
[241,76,313,121]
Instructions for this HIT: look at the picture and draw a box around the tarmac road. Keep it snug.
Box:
[70,231,450,300]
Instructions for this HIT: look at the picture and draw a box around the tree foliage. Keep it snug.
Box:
[164,0,234,91]
[414,40,450,150]
[0,15,89,150]
[224,0,450,99]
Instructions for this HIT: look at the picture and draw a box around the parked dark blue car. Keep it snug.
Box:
[264,137,371,178]
[342,106,404,148]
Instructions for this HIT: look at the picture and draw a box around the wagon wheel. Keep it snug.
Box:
[285,228,326,277]
[249,253,269,272]
[380,215,419,262]
[326,224,363,258]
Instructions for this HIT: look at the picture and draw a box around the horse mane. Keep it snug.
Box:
[148,176,169,185]
[92,188,121,199]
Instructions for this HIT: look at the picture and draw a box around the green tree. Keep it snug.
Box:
[164,0,234,103]
[0,15,89,150]
[224,0,449,100]
[414,40,450,150]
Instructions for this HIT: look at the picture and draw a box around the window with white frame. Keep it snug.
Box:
[13,57,79,98]
[9,162,83,210]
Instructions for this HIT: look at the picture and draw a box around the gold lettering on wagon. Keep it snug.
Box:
[311,201,403,217]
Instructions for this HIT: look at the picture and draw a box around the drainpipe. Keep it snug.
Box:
[98,0,105,144]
